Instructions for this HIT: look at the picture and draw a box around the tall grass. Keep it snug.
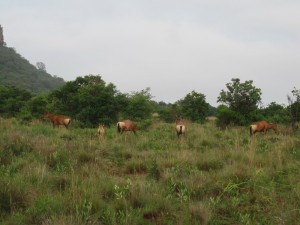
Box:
[0,117,299,224]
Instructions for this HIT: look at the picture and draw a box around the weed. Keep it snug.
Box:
[148,159,161,181]
[114,179,132,200]
[166,178,191,202]
[75,198,93,223]
[124,161,147,175]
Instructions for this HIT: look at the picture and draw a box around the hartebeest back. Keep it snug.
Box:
[175,118,186,144]
[117,120,137,134]
[44,110,71,129]
[250,120,277,136]
[98,124,105,140]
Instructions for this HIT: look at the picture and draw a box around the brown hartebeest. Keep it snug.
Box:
[117,120,137,134]
[250,121,278,136]
[44,110,71,129]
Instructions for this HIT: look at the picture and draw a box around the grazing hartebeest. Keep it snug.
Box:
[44,110,71,129]
[175,118,186,144]
[98,124,105,140]
[250,121,278,136]
[117,120,137,134]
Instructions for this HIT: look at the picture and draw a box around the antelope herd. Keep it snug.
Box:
[44,109,278,143]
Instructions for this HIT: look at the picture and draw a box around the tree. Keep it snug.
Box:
[36,62,46,72]
[215,105,241,128]
[17,95,48,123]
[217,78,262,125]
[47,75,120,127]
[178,90,210,123]
[0,85,32,117]
[287,87,300,129]
[123,88,153,120]
[260,102,289,124]
[153,101,176,123]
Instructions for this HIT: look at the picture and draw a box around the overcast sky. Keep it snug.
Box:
[1,0,300,106]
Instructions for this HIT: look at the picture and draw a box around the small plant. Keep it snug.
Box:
[47,150,72,173]
[114,179,132,200]
[75,198,93,223]
[148,159,161,181]
[124,161,147,174]
[166,178,191,202]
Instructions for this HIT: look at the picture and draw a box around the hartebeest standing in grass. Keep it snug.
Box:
[117,120,137,134]
[250,120,278,136]
[44,110,71,129]
[98,124,105,140]
[175,118,186,144]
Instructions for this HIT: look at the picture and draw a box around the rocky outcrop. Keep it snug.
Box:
[0,25,5,46]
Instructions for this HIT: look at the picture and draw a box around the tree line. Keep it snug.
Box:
[0,75,299,129]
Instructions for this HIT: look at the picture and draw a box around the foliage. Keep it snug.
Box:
[260,102,290,124]
[287,87,300,128]
[26,95,48,119]
[215,105,241,128]
[217,78,262,125]
[0,46,65,94]
[0,85,32,117]
[122,88,153,121]
[35,62,46,72]
[177,90,210,123]
[47,75,120,127]
[156,103,181,123]
[47,76,157,127]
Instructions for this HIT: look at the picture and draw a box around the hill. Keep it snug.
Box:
[0,46,65,94]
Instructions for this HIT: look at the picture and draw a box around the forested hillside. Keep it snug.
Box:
[0,46,65,94]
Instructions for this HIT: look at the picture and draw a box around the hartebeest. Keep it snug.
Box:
[250,121,278,136]
[117,120,137,134]
[175,118,186,144]
[98,124,105,140]
[44,110,71,129]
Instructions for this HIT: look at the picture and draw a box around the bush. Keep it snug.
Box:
[216,105,240,128]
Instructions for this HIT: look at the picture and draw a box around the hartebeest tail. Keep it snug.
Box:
[117,122,122,133]
[44,110,71,129]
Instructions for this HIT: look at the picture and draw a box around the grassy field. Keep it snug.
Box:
[0,118,299,225]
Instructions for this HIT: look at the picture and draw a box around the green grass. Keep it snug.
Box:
[0,117,299,224]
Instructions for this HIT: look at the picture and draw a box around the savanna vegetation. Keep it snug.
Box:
[0,117,299,224]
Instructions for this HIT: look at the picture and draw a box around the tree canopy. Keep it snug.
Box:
[47,75,120,127]
[0,85,32,117]
[177,90,210,123]
[217,78,262,126]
